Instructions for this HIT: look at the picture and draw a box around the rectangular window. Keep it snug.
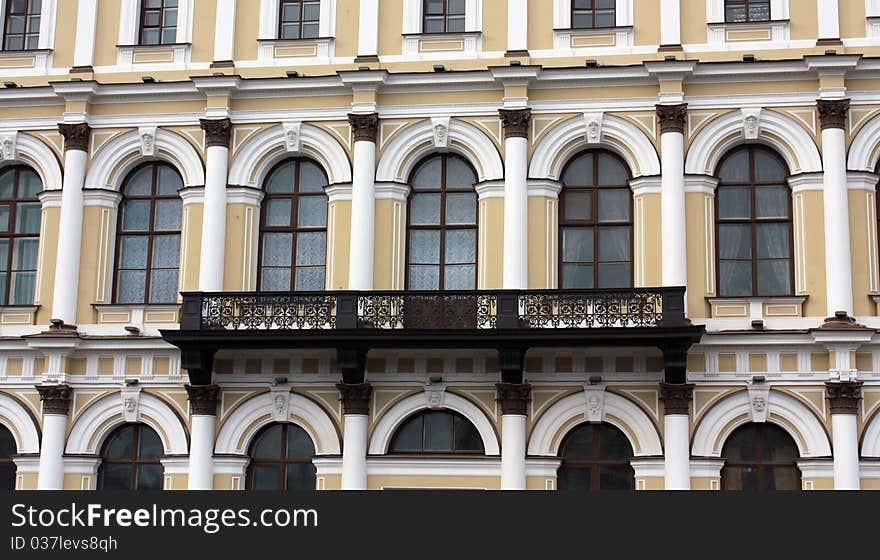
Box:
[724,0,770,23]
[571,0,616,29]
[3,0,41,51]
[278,0,321,40]
[423,0,466,34]
[139,0,178,46]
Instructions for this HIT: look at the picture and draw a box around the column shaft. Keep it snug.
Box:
[499,109,531,290]
[661,383,693,490]
[186,384,220,490]
[657,104,688,289]
[497,383,530,490]
[36,384,72,490]
[338,383,372,490]
[827,382,862,490]
[198,119,232,292]
[348,114,379,291]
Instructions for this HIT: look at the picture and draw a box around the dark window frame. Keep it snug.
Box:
[246,423,317,491]
[570,0,617,30]
[422,0,467,34]
[2,0,41,51]
[721,423,802,491]
[138,0,179,46]
[557,423,635,491]
[98,423,164,491]
[0,423,16,490]
[723,0,771,23]
[256,158,329,292]
[714,145,794,297]
[389,410,485,455]
[277,0,321,40]
[0,165,41,306]
[558,149,634,290]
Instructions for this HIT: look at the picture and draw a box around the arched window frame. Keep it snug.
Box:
[0,423,15,490]
[112,161,184,305]
[557,422,635,491]
[405,153,479,292]
[558,149,634,290]
[389,410,485,455]
[257,157,329,293]
[97,423,164,490]
[246,423,317,491]
[0,165,41,306]
[714,145,794,298]
[720,423,801,491]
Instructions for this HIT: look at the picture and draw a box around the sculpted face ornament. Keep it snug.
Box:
[744,115,759,138]
[124,397,136,413]
[434,124,448,147]
[587,395,601,416]
[1,136,15,160]
[752,396,766,412]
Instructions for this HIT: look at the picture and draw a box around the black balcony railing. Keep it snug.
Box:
[182,287,688,332]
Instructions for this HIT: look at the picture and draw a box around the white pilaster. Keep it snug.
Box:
[818,0,840,42]
[188,415,217,490]
[198,119,232,293]
[72,0,98,68]
[348,114,378,291]
[507,0,528,54]
[500,414,527,489]
[660,0,681,47]
[341,414,369,490]
[664,414,691,490]
[357,0,379,58]
[658,105,688,289]
[213,0,237,63]
[500,109,530,290]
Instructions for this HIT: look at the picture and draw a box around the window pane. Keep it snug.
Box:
[718,149,750,183]
[718,224,752,259]
[253,425,283,459]
[0,170,13,198]
[409,230,440,264]
[562,467,592,490]
[597,263,631,288]
[18,169,42,198]
[562,426,594,460]
[265,199,292,227]
[445,229,476,264]
[101,465,132,490]
[0,465,14,490]
[285,463,316,491]
[119,236,149,269]
[598,189,630,222]
[408,265,440,290]
[444,264,475,290]
[448,0,466,14]
[151,235,180,268]
[599,466,632,490]
[163,7,178,27]
[453,415,483,452]
[597,154,629,185]
[757,260,790,295]
[122,200,151,231]
[0,205,7,231]
[717,186,751,219]
[153,199,182,231]
[0,426,15,457]
[298,161,326,192]
[142,29,160,45]
[287,425,316,459]
[262,233,293,266]
[412,158,441,190]
[117,270,147,303]
[135,464,163,490]
[410,194,441,225]
[266,163,296,193]
[13,237,38,270]
[564,190,592,221]
[446,156,475,188]
[124,167,153,196]
[562,264,593,289]
[445,193,477,225]
[15,202,40,233]
[423,411,454,451]
[391,415,423,452]
[104,426,135,459]
[0,240,6,269]
[149,269,179,303]
[599,426,632,459]
[756,223,789,259]
[755,186,789,218]
[762,426,799,461]
[161,28,176,44]
[425,0,444,14]
[572,13,593,28]
[597,226,630,261]
[294,266,324,291]
[138,427,163,459]
[0,272,7,302]
[251,465,281,490]
[563,153,593,185]
[295,231,326,266]
[595,11,615,28]
[10,271,35,305]
[157,165,183,195]
[261,268,291,291]
[719,261,752,296]
[754,150,787,182]
[297,197,328,228]
[562,228,593,262]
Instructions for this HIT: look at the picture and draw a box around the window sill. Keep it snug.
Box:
[93,304,181,326]
[402,31,482,59]
[257,37,335,63]
[706,19,790,44]
[116,43,191,67]
[0,305,39,326]
[553,26,634,52]
[707,296,807,320]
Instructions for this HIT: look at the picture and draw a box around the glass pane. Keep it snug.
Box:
[444,264,475,290]
[563,190,592,221]
[754,150,787,182]
[572,13,593,28]
[408,265,440,290]
[138,427,163,459]
[391,414,423,452]
[448,0,466,14]
[598,262,631,288]
[122,200,151,231]
[157,165,183,195]
[597,226,630,261]
[153,199,182,231]
[718,149,750,183]
[0,240,6,269]
[762,426,799,461]
[0,465,14,490]
[562,227,593,262]
[409,230,440,264]
[597,153,629,185]
[755,186,789,218]
[302,22,319,38]
[281,23,300,39]
[18,168,42,198]
[265,199,292,227]
[562,426,594,460]
[294,266,324,291]
[295,232,326,266]
[151,235,181,268]
[10,271,35,305]
[253,425,283,459]
[453,415,483,452]
[598,189,630,222]
[101,465,132,490]
[446,193,477,224]
[141,29,160,45]
[266,162,296,194]
[261,268,291,291]
[412,158,442,190]
[298,161,326,192]
[0,205,7,231]
[0,169,14,198]
[163,7,178,27]
[297,196,328,228]
[287,425,316,459]
[104,426,135,459]
[446,156,475,188]
[563,153,593,185]
[262,233,293,266]
[149,269,179,303]
[423,411,454,451]
[599,466,632,490]
[756,223,790,258]
[285,463,316,490]
[719,261,752,297]
[135,464,163,490]
[410,194,441,225]
[724,424,758,461]
[251,465,281,490]
[767,467,799,491]
[757,260,790,295]
[0,426,15,457]
[0,272,7,303]
[12,238,38,270]
[445,229,476,264]
[562,264,593,289]
[718,224,752,259]
[117,270,147,303]
[124,166,153,196]
[15,202,40,234]
[595,11,616,28]
[717,186,751,219]
[119,236,149,268]
[161,28,176,44]
[562,467,591,490]
[599,425,632,460]
[425,0,444,15]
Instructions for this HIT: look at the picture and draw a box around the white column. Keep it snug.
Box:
[827,382,862,490]
[213,0,237,63]
[338,383,371,490]
[501,414,527,490]
[198,119,231,292]
[657,104,688,289]
[357,0,379,60]
[72,0,98,68]
[661,384,692,490]
[818,99,853,317]
[817,0,841,42]
[186,385,220,490]
[507,0,528,55]
[52,124,90,326]
[36,385,71,490]
[348,114,378,291]
[500,109,530,290]
[659,0,681,47]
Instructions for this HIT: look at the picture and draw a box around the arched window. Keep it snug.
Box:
[114,162,183,304]
[98,424,164,490]
[557,423,634,491]
[139,0,179,45]
[715,146,792,297]
[390,410,484,454]
[559,150,632,289]
[406,154,478,291]
[0,166,41,306]
[247,423,317,490]
[724,0,770,23]
[0,424,16,490]
[721,423,800,491]
[3,0,41,50]
[278,0,320,39]
[258,158,328,292]
[572,0,616,29]
[423,0,465,33]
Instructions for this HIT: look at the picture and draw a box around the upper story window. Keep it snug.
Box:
[558,423,634,491]
[715,146,792,297]
[423,0,465,33]
[247,423,316,491]
[114,162,183,305]
[559,150,633,289]
[572,0,616,29]
[390,410,484,454]
[724,0,770,23]
[0,424,14,490]
[721,423,800,491]
[0,166,41,306]
[406,154,477,291]
[139,0,178,45]
[258,159,328,292]
[278,0,320,39]
[98,424,164,490]
[3,0,40,50]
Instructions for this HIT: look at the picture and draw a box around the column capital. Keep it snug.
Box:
[58,122,91,152]
[185,384,221,416]
[200,118,233,148]
[347,113,379,143]
[337,382,373,415]
[817,98,850,130]
[660,383,694,416]
[36,383,72,415]
[655,103,688,135]
[496,383,532,416]
[499,108,532,140]
[826,381,863,415]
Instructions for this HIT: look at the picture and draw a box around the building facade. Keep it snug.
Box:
[2,0,880,491]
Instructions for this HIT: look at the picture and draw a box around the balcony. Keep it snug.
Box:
[162,287,704,385]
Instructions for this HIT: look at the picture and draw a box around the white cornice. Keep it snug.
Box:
[324,183,352,202]
[475,179,505,199]
[375,182,410,201]
[630,176,662,196]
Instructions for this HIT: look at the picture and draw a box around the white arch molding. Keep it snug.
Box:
[85,129,205,190]
[368,392,500,455]
[65,393,189,456]
[0,132,63,190]
[848,112,880,172]
[685,109,822,177]
[861,410,880,458]
[228,123,352,188]
[0,392,40,454]
[691,390,831,458]
[214,392,341,456]
[376,118,504,184]
[527,391,663,457]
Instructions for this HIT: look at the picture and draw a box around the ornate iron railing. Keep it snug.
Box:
[182,287,686,331]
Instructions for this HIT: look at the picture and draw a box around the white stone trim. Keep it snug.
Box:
[685,109,822,176]
[689,458,725,479]
[528,179,564,199]
[214,392,340,456]
[376,118,503,184]
[847,113,880,172]
[630,176,662,197]
[527,390,663,457]
[62,456,100,490]
[691,390,832,459]
[368,392,500,456]
[73,0,97,68]
[213,0,237,62]
[85,129,205,190]
[530,113,661,180]
[797,459,834,482]
[228,123,351,188]
[0,392,40,454]
[0,132,63,190]
[65,392,189,455]
[817,0,840,41]
[860,411,880,458]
